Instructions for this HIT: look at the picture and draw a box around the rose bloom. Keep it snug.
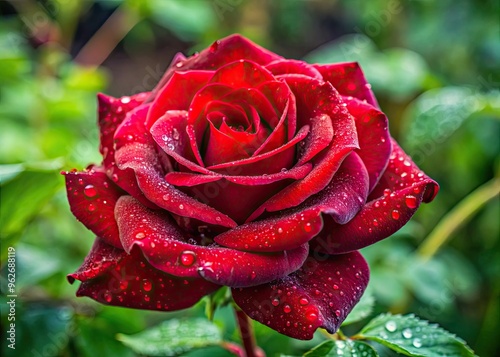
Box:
[64,35,438,339]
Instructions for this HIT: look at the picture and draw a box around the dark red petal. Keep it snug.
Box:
[150,110,208,172]
[68,238,219,311]
[204,119,251,166]
[98,93,156,208]
[115,196,309,288]
[216,153,368,252]
[311,139,439,254]
[265,59,323,80]
[314,62,379,108]
[344,96,392,192]
[115,141,236,228]
[146,70,214,129]
[209,60,275,88]
[63,167,123,248]
[165,163,311,187]
[246,77,358,221]
[149,34,282,100]
[232,251,369,340]
[214,206,324,252]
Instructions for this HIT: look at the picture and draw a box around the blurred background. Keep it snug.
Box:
[0,0,498,356]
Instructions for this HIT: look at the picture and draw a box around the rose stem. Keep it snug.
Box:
[234,307,259,357]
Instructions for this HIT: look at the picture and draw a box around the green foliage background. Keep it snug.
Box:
[0,0,498,356]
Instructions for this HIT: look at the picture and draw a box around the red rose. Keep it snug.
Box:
[64,34,438,339]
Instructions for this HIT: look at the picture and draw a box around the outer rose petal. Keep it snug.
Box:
[314,62,379,108]
[344,96,392,192]
[63,167,123,248]
[214,153,368,252]
[97,93,156,208]
[149,34,282,100]
[265,59,323,80]
[68,238,219,311]
[311,139,439,254]
[232,251,369,340]
[115,196,309,288]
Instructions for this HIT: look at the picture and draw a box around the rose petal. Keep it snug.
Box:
[265,59,323,80]
[215,153,368,252]
[115,196,309,288]
[149,35,282,100]
[150,111,210,173]
[166,163,312,187]
[97,93,156,208]
[247,77,358,221]
[116,141,236,228]
[68,238,219,311]
[314,62,378,108]
[311,139,439,254]
[344,96,392,192]
[63,167,123,248]
[146,70,214,129]
[232,251,369,340]
[209,60,275,88]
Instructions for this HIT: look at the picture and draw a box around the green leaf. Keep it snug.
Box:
[359,314,476,357]
[303,340,378,357]
[117,318,222,356]
[303,340,334,357]
[0,160,64,260]
[205,286,231,321]
[342,291,375,326]
[402,87,486,153]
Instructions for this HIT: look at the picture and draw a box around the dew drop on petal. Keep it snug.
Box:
[84,185,97,198]
[283,305,292,313]
[405,195,418,209]
[306,311,318,322]
[180,251,196,266]
[304,222,312,232]
[143,280,152,292]
[104,292,112,302]
[299,298,309,305]
[179,204,184,210]
[277,227,283,234]
[135,232,145,240]
[391,210,400,220]
[272,298,280,307]
[335,309,341,317]
[383,188,391,197]
[88,203,96,212]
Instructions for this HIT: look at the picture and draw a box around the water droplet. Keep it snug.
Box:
[84,185,97,198]
[121,96,131,104]
[405,195,418,209]
[175,61,183,68]
[306,311,318,322]
[383,188,391,196]
[272,298,279,306]
[304,222,312,232]
[215,216,222,222]
[119,281,128,290]
[144,295,150,302]
[88,203,96,212]
[391,210,400,220]
[172,128,180,140]
[135,232,145,239]
[402,328,413,339]
[162,194,169,201]
[283,305,292,313]
[111,174,119,182]
[333,284,339,290]
[299,298,309,305]
[277,227,283,234]
[143,280,152,291]
[373,219,379,227]
[412,338,422,348]
[335,309,341,317]
[180,251,196,266]
[104,292,112,302]
[179,204,184,210]
[209,40,220,53]
[250,271,256,280]
[385,320,397,332]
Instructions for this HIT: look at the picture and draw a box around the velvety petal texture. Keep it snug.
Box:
[64,34,439,340]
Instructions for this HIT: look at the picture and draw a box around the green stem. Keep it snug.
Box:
[417,176,500,260]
